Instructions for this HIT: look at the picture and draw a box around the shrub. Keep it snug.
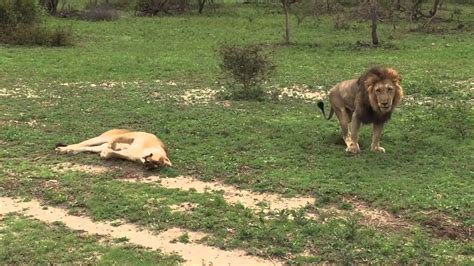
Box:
[82,4,120,21]
[0,24,73,46]
[49,26,73,46]
[0,0,41,25]
[0,0,73,46]
[218,44,275,101]
[135,0,190,16]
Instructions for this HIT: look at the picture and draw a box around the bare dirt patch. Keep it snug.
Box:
[52,162,111,174]
[181,88,219,105]
[420,212,472,241]
[124,175,314,211]
[169,202,199,214]
[278,84,326,102]
[343,196,413,231]
[0,197,279,266]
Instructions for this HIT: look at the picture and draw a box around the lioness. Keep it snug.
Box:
[318,67,403,153]
[56,129,172,169]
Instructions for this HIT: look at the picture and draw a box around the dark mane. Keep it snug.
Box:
[356,66,388,89]
[355,66,397,125]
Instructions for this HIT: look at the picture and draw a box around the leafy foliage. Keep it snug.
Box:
[218,44,275,100]
[0,0,73,46]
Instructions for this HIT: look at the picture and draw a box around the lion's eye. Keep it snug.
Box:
[376,89,381,94]
[388,87,393,92]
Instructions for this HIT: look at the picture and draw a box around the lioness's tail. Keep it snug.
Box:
[317,101,334,120]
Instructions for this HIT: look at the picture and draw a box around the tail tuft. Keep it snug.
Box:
[317,101,324,111]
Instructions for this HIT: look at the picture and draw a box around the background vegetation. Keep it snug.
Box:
[0,0,472,264]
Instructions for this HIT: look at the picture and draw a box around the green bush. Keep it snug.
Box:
[49,26,73,46]
[0,0,73,46]
[0,0,41,25]
[218,44,275,101]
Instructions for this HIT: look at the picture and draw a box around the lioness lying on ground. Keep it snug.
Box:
[56,129,172,169]
[318,67,403,154]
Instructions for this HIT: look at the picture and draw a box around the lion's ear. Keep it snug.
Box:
[386,68,402,84]
[392,85,404,107]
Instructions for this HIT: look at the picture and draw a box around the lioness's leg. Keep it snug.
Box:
[334,108,352,146]
[100,148,141,162]
[370,123,385,153]
[346,114,361,154]
[56,136,110,154]
[107,135,135,150]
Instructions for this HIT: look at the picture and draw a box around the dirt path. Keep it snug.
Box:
[0,197,279,266]
[54,163,414,231]
[124,175,314,211]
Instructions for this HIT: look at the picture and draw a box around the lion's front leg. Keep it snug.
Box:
[346,114,361,154]
[370,123,385,153]
[100,148,141,163]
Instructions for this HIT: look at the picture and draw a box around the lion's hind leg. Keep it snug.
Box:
[55,136,111,154]
[333,107,353,147]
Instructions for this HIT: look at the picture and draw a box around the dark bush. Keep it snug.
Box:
[49,26,73,46]
[0,0,73,46]
[82,4,120,21]
[218,44,275,101]
[135,0,190,16]
[0,0,41,25]
[0,24,72,46]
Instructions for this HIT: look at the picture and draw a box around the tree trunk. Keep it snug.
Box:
[39,0,59,15]
[282,0,291,45]
[429,0,442,17]
[198,0,205,14]
[370,0,379,46]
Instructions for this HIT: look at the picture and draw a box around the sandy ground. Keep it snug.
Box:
[0,197,279,266]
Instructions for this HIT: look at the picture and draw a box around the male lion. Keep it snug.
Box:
[56,129,172,169]
[318,67,403,153]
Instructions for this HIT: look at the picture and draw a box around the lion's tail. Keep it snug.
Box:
[317,101,333,120]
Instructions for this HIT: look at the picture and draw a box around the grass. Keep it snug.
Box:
[0,214,181,264]
[0,2,473,264]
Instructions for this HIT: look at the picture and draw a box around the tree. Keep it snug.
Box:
[369,0,379,45]
[281,0,298,45]
[39,0,59,15]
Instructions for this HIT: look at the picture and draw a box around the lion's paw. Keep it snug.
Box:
[345,143,360,154]
[371,146,385,153]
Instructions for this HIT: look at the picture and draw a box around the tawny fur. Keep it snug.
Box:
[318,67,403,154]
[56,129,172,168]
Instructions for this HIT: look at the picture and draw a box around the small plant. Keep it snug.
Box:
[170,233,190,244]
[218,44,275,101]
[49,26,73,46]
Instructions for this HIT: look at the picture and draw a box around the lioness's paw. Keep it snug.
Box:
[55,147,70,154]
[371,146,386,153]
[100,148,113,159]
[345,144,360,154]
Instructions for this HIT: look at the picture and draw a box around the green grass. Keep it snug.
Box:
[1,2,473,264]
[0,214,181,265]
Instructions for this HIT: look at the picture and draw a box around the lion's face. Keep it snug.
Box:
[374,80,397,113]
[369,80,401,114]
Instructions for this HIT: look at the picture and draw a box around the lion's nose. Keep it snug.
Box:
[381,102,389,107]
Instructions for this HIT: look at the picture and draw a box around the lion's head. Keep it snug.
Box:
[358,67,403,114]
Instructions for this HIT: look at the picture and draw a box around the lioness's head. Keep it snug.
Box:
[359,67,403,114]
[141,153,172,170]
